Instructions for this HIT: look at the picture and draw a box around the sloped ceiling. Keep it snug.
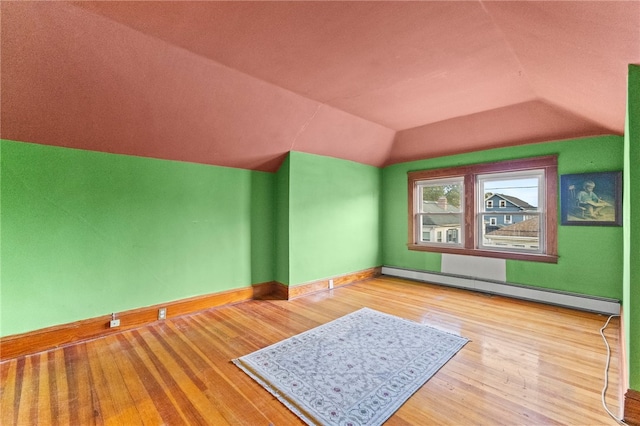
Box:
[2,1,638,171]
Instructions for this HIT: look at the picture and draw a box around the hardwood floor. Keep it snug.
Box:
[1,276,622,425]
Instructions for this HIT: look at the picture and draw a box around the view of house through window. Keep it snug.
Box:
[477,172,544,253]
[416,178,463,245]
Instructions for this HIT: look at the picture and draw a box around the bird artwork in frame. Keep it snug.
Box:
[561,171,622,226]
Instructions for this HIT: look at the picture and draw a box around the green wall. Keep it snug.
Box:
[0,140,275,336]
[382,135,624,299]
[0,144,383,336]
[623,64,640,391]
[1,130,632,362]
[287,152,382,285]
[250,170,276,284]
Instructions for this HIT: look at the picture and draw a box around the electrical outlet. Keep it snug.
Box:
[158,308,167,320]
[329,279,334,289]
[109,313,120,328]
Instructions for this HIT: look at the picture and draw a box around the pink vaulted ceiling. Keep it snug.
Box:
[2,1,639,171]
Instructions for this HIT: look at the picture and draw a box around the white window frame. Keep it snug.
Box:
[414,177,464,247]
[476,169,545,254]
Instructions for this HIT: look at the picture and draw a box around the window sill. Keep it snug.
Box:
[407,244,558,264]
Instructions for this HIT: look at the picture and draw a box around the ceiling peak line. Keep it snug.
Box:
[399,97,615,136]
[478,0,537,99]
[289,104,322,152]
[66,2,340,119]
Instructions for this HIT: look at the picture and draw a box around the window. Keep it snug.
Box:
[414,177,463,246]
[477,170,545,253]
[408,156,558,263]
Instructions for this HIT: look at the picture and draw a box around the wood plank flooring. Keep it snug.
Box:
[1,276,623,425]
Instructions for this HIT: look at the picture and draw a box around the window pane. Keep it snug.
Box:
[419,213,462,244]
[481,214,540,250]
[417,179,463,245]
[478,172,543,253]
[482,177,540,212]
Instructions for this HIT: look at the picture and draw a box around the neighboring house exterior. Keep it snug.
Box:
[483,193,536,234]
[484,217,540,250]
[421,194,538,247]
[421,197,462,244]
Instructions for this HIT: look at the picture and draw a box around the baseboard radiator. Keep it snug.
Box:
[381,266,620,315]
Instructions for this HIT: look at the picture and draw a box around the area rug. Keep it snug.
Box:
[232,307,468,425]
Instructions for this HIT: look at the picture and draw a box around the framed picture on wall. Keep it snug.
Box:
[560,171,622,226]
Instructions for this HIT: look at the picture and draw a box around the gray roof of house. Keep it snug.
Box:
[421,201,461,227]
[486,217,539,237]
[422,213,462,227]
[491,194,536,209]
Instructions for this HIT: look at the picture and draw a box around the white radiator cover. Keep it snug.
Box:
[381,266,620,315]
[441,254,506,282]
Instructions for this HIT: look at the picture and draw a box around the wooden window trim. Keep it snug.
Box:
[407,156,558,264]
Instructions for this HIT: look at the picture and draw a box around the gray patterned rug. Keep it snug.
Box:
[232,307,468,425]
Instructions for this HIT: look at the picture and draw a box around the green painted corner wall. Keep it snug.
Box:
[274,154,291,285]
[382,135,624,300]
[287,152,382,285]
[0,140,276,336]
[624,64,640,391]
[250,170,276,284]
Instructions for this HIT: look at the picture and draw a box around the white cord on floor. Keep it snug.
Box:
[599,314,628,426]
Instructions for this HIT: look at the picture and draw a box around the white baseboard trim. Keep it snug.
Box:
[381,266,620,315]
